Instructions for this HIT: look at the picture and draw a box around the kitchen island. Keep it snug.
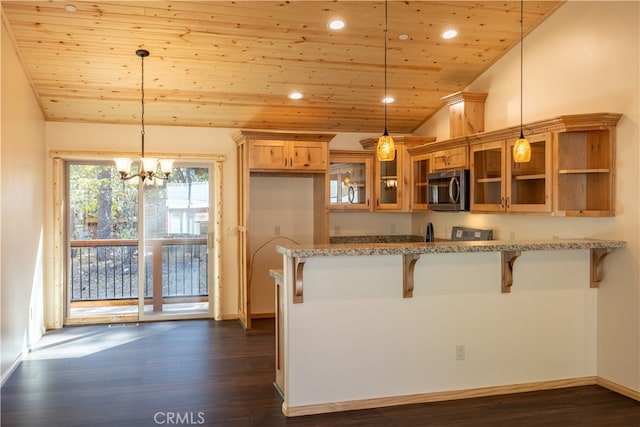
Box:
[272,238,625,417]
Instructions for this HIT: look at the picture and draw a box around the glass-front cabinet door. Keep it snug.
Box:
[507,133,552,213]
[375,147,404,211]
[410,153,432,210]
[329,151,373,211]
[471,133,552,213]
[470,140,505,212]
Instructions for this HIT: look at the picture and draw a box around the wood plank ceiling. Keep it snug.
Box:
[2,1,563,133]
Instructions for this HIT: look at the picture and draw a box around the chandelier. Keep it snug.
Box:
[376,0,396,162]
[512,0,531,163]
[115,49,174,182]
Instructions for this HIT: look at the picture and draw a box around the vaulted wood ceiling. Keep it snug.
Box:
[2,1,563,133]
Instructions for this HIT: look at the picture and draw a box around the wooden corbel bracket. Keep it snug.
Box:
[402,254,421,298]
[501,250,521,293]
[293,257,306,304]
[590,248,613,288]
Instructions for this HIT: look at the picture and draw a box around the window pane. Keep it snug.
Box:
[67,163,139,305]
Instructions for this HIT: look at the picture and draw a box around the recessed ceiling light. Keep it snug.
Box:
[382,96,395,104]
[289,92,304,100]
[441,29,458,39]
[398,34,409,41]
[64,4,77,12]
[328,20,345,30]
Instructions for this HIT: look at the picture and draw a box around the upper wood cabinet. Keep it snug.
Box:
[360,136,435,212]
[470,133,552,213]
[442,91,488,138]
[417,112,620,217]
[237,131,334,173]
[248,139,328,172]
[409,152,432,211]
[329,150,373,211]
[465,112,620,216]
[553,114,619,216]
[432,146,469,171]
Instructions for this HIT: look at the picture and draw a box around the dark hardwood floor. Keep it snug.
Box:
[2,319,638,427]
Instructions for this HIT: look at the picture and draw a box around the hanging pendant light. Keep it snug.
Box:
[115,49,174,182]
[376,0,395,162]
[513,0,531,163]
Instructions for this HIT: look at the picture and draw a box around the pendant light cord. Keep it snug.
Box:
[519,0,524,139]
[383,0,388,134]
[141,52,146,158]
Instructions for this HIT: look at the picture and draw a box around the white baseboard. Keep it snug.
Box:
[283,377,598,417]
[597,376,640,401]
[0,352,24,388]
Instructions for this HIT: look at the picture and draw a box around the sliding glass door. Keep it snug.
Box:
[66,161,217,323]
[140,165,213,319]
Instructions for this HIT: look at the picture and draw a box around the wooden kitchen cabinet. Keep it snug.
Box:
[470,140,503,212]
[554,115,619,216]
[405,112,619,217]
[248,139,328,172]
[234,131,335,329]
[409,152,432,210]
[360,136,435,212]
[432,145,469,171]
[508,134,552,213]
[471,133,552,213]
[375,146,405,210]
[329,150,373,211]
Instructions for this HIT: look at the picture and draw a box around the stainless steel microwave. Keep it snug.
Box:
[427,169,470,211]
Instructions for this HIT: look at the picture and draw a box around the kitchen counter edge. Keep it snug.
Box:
[275,239,626,258]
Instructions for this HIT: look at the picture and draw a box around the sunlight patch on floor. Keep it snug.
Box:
[25,322,179,360]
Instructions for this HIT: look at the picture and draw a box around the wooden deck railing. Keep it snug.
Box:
[69,238,208,310]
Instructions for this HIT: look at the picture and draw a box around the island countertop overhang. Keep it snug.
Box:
[275,238,626,301]
[275,238,626,258]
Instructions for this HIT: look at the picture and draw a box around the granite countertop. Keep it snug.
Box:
[276,238,626,258]
[269,269,284,281]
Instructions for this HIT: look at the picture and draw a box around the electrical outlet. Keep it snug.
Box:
[274,226,281,236]
[456,344,465,361]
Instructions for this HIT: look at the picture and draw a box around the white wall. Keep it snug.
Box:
[1,21,46,380]
[413,1,639,393]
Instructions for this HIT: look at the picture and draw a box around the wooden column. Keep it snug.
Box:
[152,240,164,312]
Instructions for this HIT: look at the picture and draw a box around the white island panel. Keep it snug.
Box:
[282,249,598,414]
